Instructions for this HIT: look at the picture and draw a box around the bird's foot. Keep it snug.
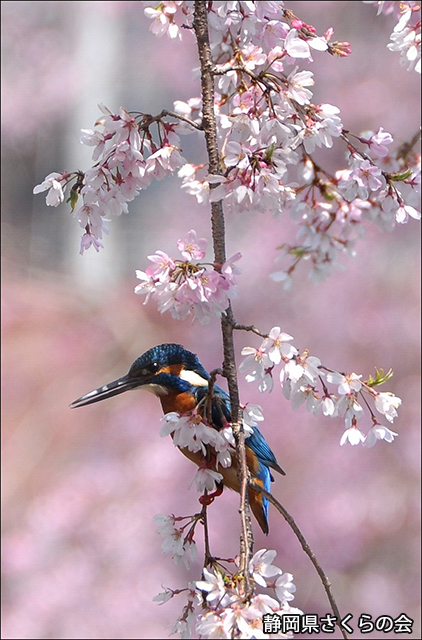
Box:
[199,484,223,506]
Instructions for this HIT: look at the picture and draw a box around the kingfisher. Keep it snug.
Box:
[70,343,285,534]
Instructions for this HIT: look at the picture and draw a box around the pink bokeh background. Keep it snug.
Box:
[2,2,420,639]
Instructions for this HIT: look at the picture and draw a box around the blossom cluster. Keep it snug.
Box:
[33,2,420,285]
[154,547,301,638]
[240,326,400,447]
[154,513,198,570]
[270,132,420,287]
[154,403,303,638]
[159,401,262,496]
[147,1,420,285]
[364,0,421,73]
[134,229,241,323]
[144,0,190,40]
[33,104,187,254]
[159,411,233,493]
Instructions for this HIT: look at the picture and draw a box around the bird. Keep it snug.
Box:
[70,343,285,533]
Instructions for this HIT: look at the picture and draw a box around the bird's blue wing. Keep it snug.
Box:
[194,385,285,476]
[254,462,272,522]
[246,427,285,476]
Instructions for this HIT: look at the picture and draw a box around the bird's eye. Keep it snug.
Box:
[138,362,160,377]
[130,360,161,379]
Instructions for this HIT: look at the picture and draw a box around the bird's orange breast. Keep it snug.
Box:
[159,390,198,415]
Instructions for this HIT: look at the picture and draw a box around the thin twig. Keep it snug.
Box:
[200,502,213,566]
[232,323,269,339]
[158,109,203,131]
[396,127,421,161]
[249,480,349,640]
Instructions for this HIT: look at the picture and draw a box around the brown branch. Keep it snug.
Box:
[396,127,421,161]
[249,480,349,640]
[205,367,223,424]
[158,109,203,131]
[135,109,203,132]
[193,0,254,597]
[200,502,213,566]
[232,322,269,339]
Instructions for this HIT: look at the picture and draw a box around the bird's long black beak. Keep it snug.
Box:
[70,375,142,408]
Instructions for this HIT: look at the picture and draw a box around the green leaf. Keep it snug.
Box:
[264,143,277,162]
[366,367,394,387]
[388,168,412,182]
[66,189,79,212]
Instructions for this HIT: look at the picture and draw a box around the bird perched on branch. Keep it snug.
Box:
[70,343,285,533]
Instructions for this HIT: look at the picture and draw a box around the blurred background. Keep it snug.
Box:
[1,2,420,638]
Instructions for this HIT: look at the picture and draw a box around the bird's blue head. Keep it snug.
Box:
[70,343,210,408]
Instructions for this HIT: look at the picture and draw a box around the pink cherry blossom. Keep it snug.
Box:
[134,232,241,323]
[262,326,297,364]
[374,391,402,422]
[284,28,311,58]
[177,229,207,260]
[367,127,394,157]
[286,68,314,104]
[249,549,282,587]
[363,424,398,447]
[33,172,67,206]
[326,372,362,395]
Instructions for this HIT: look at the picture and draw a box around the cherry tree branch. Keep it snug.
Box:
[200,502,213,566]
[148,109,203,131]
[249,480,349,640]
[232,323,269,339]
[192,0,254,596]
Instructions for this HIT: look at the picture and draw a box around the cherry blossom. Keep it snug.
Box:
[326,372,362,395]
[242,403,265,434]
[134,231,241,324]
[340,425,366,446]
[334,394,364,428]
[177,229,207,260]
[34,1,419,280]
[154,513,198,570]
[191,467,224,493]
[274,572,297,603]
[152,588,174,605]
[33,172,67,206]
[262,326,298,365]
[196,567,231,606]
[285,68,314,104]
[143,1,187,40]
[366,127,394,157]
[183,550,301,638]
[169,567,304,640]
[365,1,421,72]
[240,326,400,447]
[363,423,399,447]
[160,412,226,455]
[249,549,282,587]
[374,391,402,422]
[239,347,274,392]
[34,104,192,253]
[284,28,313,59]
[395,203,421,223]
